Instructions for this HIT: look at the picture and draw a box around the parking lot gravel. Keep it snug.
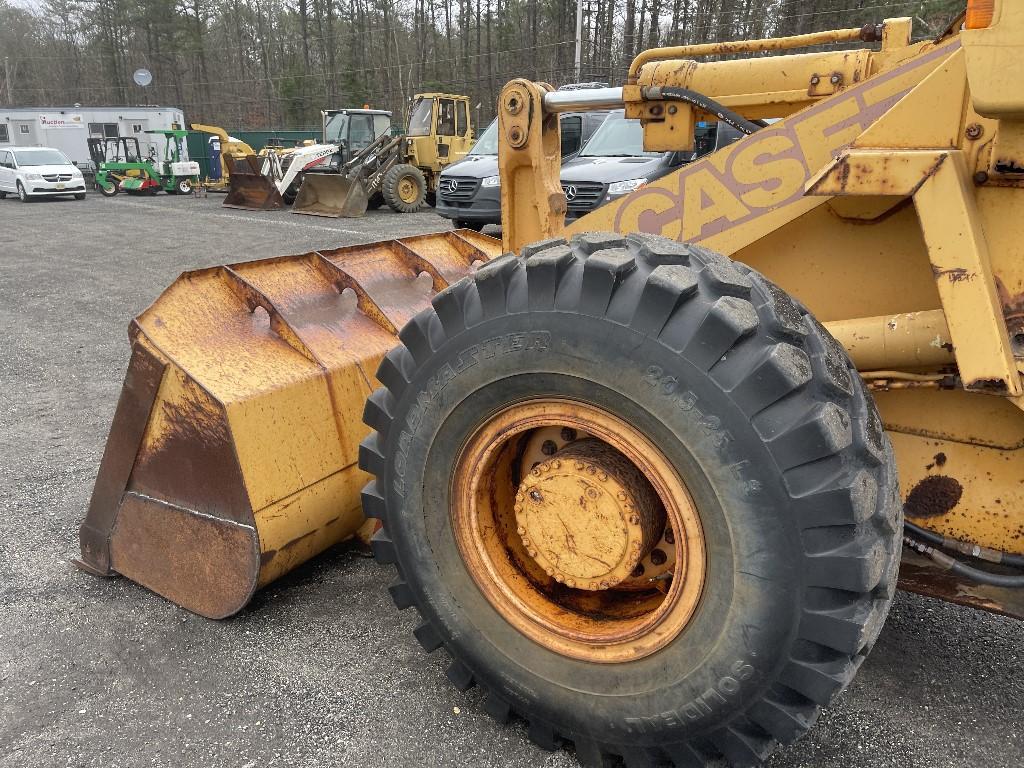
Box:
[0,191,1021,768]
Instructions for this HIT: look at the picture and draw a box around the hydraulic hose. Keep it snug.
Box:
[903,536,1024,588]
[905,520,1024,569]
[642,87,765,135]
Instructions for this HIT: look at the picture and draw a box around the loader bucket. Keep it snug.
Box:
[76,231,501,618]
[223,155,284,211]
[292,173,369,218]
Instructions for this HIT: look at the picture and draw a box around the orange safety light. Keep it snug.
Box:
[966,0,996,29]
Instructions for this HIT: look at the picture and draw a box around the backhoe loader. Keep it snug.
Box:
[292,92,474,217]
[77,3,1024,765]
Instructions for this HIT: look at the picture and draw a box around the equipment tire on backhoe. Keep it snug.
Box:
[79,4,1024,766]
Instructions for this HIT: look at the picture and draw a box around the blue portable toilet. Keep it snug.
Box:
[208,135,222,182]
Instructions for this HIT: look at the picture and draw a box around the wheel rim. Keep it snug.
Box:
[397,176,419,204]
[451,398,706,663]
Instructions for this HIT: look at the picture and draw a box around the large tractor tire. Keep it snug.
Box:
[382,163,427,213]
[361,232,901,767]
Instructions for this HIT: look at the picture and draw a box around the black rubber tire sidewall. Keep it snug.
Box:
[383,163,427,213]
[366,232,900,762]
[389,310,801,744]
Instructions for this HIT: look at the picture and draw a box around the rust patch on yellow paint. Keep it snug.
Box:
[905,475,963,518]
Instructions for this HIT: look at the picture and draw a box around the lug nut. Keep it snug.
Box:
[560,427,577,442]
[629,513,640,525]
[664,527,675,545]
[516,526,526,535]
[650,548,667,566]
[529,489,543,502]
[541,440,558,455]
[966,123,984,140]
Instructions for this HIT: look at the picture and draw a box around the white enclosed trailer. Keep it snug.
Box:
[0,106,187,172]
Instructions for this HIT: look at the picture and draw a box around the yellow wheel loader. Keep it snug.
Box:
[78,3,1024,765]
[292,92,474,217]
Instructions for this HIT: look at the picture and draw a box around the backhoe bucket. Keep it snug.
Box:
[76,230,501,618]
[223,155,284,211]
[292,173,369,218]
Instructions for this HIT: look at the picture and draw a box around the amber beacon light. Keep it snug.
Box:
[966,0,996,29]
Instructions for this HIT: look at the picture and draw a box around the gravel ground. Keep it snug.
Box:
[0,191,1021,768]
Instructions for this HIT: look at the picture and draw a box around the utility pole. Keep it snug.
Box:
[3,57,12,105]
[574,0,583,83]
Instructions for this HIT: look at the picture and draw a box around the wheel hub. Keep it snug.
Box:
[452,398,706,662]
[514,439,664,590]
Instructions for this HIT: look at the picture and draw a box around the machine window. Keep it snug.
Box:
[437,99,456,137]
[20,124,30,134]
[408,98,433,137]
[456,101,468,137]
[349,114,374,151]
[373,114,391,139]
[0,125,8,143]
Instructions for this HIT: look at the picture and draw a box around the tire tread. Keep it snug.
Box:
[359,233,902,768]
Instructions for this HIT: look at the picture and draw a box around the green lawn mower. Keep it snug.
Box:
[90,129,200,197]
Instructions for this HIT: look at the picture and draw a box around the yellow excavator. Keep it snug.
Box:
[79,3,1024,765]
[188,123,256,192]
